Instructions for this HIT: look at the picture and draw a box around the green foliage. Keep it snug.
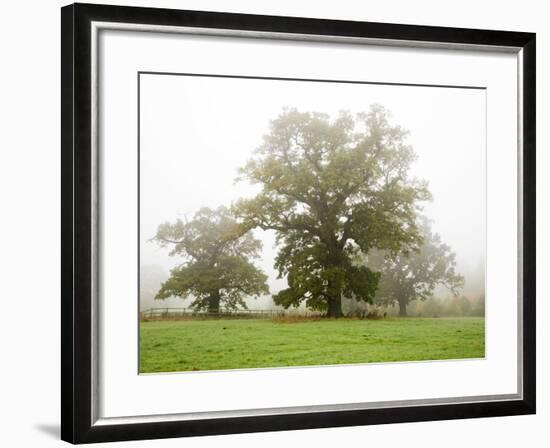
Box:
[367,218,464,316]
[153,206,269,311]
[140,317,485,372]
[234,105,430,316]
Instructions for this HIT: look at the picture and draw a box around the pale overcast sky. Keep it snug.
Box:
[139,74,485,305]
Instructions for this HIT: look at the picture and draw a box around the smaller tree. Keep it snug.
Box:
[367,218,464,317]
[153,206,269,312]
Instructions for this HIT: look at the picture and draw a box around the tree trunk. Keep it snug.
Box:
[207,291,220,313]
[398,299,408,317]
[327,294,344,318]
[323,244,346,318]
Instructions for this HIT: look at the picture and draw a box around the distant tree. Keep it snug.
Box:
[469,294,486,317]
[445,296,472,316]
[367,219,464,317]
[153,206,269,312]
[234,105,430,317]
[140,264,168,310]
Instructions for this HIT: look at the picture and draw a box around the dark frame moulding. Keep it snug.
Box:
[61,2,536,444]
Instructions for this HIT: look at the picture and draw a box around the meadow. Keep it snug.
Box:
[139,317,485,373]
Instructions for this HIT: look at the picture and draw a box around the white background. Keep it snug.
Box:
[0,0,546,446]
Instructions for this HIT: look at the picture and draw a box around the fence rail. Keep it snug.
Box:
[140,307,321,320]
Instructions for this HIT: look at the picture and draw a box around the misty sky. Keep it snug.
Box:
[139,74,485,306]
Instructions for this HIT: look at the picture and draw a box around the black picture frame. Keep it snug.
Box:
[61,2,536,444]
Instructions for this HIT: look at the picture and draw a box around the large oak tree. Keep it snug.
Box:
[153,206,269,312]
[234,105,430,317]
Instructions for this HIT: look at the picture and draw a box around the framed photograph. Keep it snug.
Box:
[61,2,536,444]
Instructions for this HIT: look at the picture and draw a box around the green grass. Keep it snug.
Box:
[139,317,485,373]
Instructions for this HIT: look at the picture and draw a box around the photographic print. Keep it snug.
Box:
[138,73,486,374]
[61,5,535,442]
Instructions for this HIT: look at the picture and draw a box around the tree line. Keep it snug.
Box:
[152,105,464,318]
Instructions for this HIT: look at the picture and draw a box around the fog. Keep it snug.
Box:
[139,74,485,310]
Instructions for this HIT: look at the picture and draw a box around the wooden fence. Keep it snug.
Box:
[140,307,321,320]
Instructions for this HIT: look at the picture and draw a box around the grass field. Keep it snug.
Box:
[139,317,485,373]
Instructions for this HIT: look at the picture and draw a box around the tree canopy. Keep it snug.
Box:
[153,206,269,312]
[367,218,464,316]
[233,105,430,317]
